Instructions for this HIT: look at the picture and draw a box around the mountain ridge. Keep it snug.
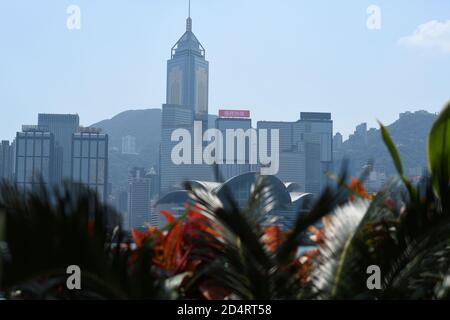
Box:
[336,110,438,177]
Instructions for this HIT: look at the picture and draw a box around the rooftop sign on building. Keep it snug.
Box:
[79,127,103,134]
[218,109,250,118]
[21,125,50,132]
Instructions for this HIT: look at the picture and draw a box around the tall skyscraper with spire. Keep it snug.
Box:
[166,7,209,121]
[159,6,213,195]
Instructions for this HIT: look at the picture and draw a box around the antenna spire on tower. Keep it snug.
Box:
[186,0,192,31]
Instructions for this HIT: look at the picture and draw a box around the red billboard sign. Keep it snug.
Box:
[219,109,250,118]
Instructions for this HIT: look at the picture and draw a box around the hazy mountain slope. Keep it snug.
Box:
[90,109,161,191]
[91,109,161,152]
[339,110,437,176]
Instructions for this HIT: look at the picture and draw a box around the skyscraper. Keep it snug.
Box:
[215,114,255,181]
[128,167,151,230]
[38,114,80,182]
[147,166,159,201]
[296,112,333,194]
[14,125,55,191]
[166,13,209,121]
[257,112,333,194]
[116,189,129,225]
[354,123,368,145]
[333,132,343,151]
[0,140,14,181]
[71,128,108,202]
[159,12,213,195]
[257,121,306,191]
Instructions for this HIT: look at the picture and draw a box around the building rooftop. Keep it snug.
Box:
[300,112,332,121]
[171,17,205,58]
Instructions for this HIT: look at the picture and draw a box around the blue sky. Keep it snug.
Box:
[1,0,449,140]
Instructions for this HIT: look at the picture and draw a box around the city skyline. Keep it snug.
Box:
[1,0,450,141]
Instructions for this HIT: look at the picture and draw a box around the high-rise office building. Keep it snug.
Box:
[257,121,296,152]
[160,13,213,195]
[333,132,343,151]
[354,123,368,145]
[277,151,306,190]
[14,125,55,191]
[71,128,108,202]
[117,190,129,229]
[128,167,151,230]
[38,114,79,182]
[0,140,14,181]
[166,14,209,121]
[12,116,109,202]
[161,104,199,193]
[147,166,159,200]
[257,112,333,194]
[333,132,344,165]
[257,121,306,191]
[297,112,333,194]
[215,115,255,181]
[109,188,129,229]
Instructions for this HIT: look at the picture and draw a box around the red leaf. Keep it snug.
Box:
[161,210,176,223]
[131,228,147,247]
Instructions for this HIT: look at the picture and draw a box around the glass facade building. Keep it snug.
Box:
[0,140,14,181]
[257,112,333,194]
[38,114,79,182]
[215,117,256,181]
[71,131,108,202]
[160,14,212,196]
[298,112,333,194]
[12,115,109,203]
[14,126,54,191]
[166,16,209,121]
[128,167,151,230]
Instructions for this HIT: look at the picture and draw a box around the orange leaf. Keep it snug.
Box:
[349,177,371,201]
[263,226,286,252]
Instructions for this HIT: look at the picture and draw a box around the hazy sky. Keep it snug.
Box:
[1,0,450,140]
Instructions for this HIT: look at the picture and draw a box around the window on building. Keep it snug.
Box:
[73,158,81,182]
[98,140,105,158]
[89,159,97,184]
[73,140,81,158]
[43,140,50,157]
[81,158,89,183]
[82,141,89,157]
[90,140,97,158]
[35,139,42,157]
[26,139,34,156]
[17,157,25,182]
